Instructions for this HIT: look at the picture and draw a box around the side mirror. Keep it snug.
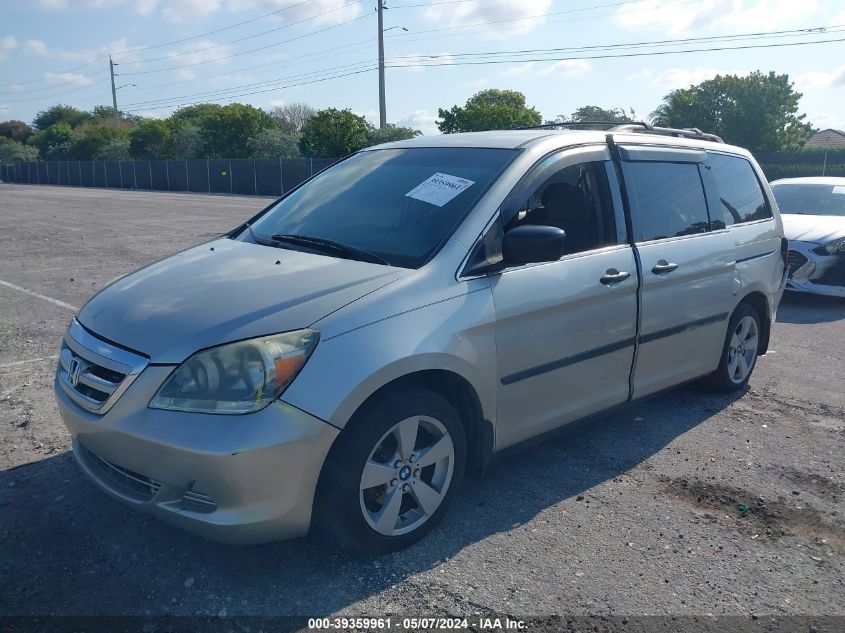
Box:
[502,224,566,265]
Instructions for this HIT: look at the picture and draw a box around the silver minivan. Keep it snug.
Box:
[54,125,788,552]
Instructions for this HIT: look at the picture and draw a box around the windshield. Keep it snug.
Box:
[248,147,517,268]
[771,182,845,217]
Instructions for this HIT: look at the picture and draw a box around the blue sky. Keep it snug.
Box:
[2,0,844,134]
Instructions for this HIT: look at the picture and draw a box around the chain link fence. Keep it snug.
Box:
[3,153,844,194]
[0,157,338,196]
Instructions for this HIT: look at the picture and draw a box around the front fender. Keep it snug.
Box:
[281,286,498,430]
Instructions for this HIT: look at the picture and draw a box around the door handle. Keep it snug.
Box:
[600,268,631,285]
[652,260,679,274]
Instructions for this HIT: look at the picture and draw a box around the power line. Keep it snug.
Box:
[115,0,365,66]
[0,79,109,104]
[385,35,845,69]
[0,0,352,89]
[124,66,379,113]
[118,13,372,77]
[387,25,844,61]
[123,32,845,114]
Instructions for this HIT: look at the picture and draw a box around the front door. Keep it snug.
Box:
[490,148,639,449]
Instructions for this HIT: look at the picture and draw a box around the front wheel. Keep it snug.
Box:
[313,388,466,553]
[706,303,762,392]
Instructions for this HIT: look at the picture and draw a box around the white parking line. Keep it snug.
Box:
[0,356,58,371]
[0,280,79,312]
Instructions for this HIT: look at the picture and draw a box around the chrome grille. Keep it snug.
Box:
[83,445,162,501]
[786,250,808,278]
[57,319,148,414]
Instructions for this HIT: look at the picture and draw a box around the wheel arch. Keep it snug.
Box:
[735,290,771,355]
[330,368,494,479]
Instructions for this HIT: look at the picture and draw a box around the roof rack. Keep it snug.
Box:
[520,120,724,143]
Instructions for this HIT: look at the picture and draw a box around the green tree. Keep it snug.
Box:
[30,122,75,159]
[69,122,132,160]
[248,128,301,159]
[0,138,39,163]
[559,105,629,123]
[171,123,202,159]
[299,108,372,157]
[129,119,174,159]
[32,104,90,130]
[365,123,421,147]
[0,120,33,143]
[171,103,226,125]
[196,103,275,158]
[437,89,542,133]
[651,71,814,152]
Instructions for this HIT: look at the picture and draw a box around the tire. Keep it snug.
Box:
[312,387,466,554]
[706,302,762,393]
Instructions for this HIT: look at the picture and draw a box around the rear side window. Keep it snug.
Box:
[708,153,772,227]
[623,162,710,241]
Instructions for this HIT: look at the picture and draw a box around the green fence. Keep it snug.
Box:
[755,152,845,181]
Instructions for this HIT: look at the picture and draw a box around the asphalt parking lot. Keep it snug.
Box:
[0,184,843,620]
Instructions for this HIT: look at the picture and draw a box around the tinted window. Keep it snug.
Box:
[624,162,710,241]
[249,147,516,268]
[771,182,845,217]
[708,153,772,226]
[509,161,621,255]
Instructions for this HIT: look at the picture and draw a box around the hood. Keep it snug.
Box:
[77,238,404,363]
[781,213,845,245]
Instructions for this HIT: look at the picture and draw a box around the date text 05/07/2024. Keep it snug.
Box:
[307,617,526,630]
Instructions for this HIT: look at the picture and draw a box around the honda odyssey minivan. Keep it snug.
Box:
[55,124,788,552]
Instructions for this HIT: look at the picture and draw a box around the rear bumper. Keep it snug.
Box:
[55,366,339,544]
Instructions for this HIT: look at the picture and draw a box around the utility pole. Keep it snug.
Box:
[377,1,386,129]
[109,55,118,119]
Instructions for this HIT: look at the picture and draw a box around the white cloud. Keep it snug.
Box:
[615,0,819,35]
[0,35,17,61]
[163,0,222,21]
[807,112,845,131]
[501,62,538,77]
[35,0,159,13]
[394,52,454,72]
[7,84,24,93]
[795,66,845,91]
[35,0,66,8]
[356,108,379,127]
[62,38,143,64]
[831,10,845,26]
[398,109,439,135]
[44,72,96,87]
[23,39,49,57]
[630,67,749,89]
[161,0,360,24]
[424,0,552,38]
[537,59,591,77]
[169,40,234,80]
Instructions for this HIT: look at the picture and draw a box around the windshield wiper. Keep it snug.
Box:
[269,234,390,266]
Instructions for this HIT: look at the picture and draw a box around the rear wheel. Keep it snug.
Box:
[313,388,466,553]
[707,303,761,392]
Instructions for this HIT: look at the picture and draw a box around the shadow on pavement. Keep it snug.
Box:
[776,291,845,324]
[0,383,748,617]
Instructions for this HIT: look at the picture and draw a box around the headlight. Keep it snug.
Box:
[149,329,318,414]
[824,238,845,254]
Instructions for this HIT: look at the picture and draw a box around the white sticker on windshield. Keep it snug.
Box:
[405,173,475,207]
[833,185,845,194]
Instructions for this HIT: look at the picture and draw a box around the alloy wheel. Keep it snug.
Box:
[727,315,759,384]
[359,415,455,537]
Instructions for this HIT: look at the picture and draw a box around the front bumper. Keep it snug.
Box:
[786,242,845,298]
[55,363,339,544]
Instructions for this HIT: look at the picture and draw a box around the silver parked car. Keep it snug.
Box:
[55,125,787,552]
[770,177,845,297]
